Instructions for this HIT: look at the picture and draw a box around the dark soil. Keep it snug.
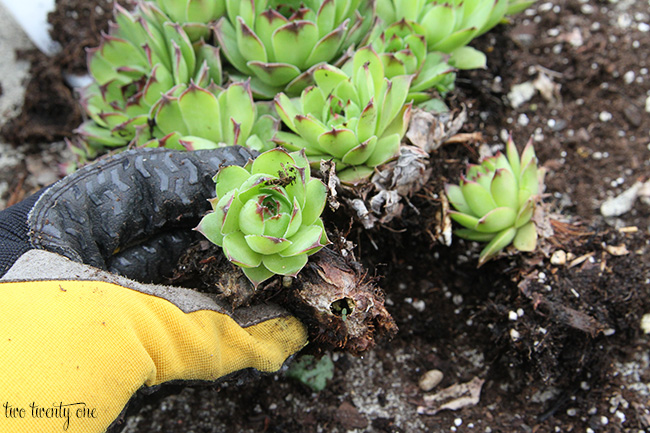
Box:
[2,0,649,432]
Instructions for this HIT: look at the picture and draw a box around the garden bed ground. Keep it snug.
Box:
[1,0,649,432]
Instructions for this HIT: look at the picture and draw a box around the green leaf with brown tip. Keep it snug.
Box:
[272,21,319,70]
[215,165,251,199]
[505,134,520,175]
[337,165,374,184]
[242,264,275,288]
[213,18,253,74]
[223,231,263,268]
[448,46,486,70]
[262,252,308,276]
[294,115,329,151]
[245,234,291,255]
[280,224,324,257]
[420,4,455,47]
[342,136,378,166]
[318,127,358,159]
[366,132,400,167]
[305,22,347,66]
[247,61,302,87]
[514,197,534,228]
[251,147,295,176]
[236,17,267,64]
[313,64,349,95]
[195,211,224,246]
[478,227,517,267]
[490,168,519,209]
[215,190,242,235]
[475,207,517,233]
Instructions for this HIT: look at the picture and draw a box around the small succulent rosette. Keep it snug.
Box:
[368,19,455,103]
[152,0,226,40]
[213,0,374,99]
[196,148,330,287]
[445,137,543,266]
[148,79,277,151]
[77,2,222,153]
[274,46,412,184]
[374,0,536,71]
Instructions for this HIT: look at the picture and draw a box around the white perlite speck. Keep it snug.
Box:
[641,314,650,334]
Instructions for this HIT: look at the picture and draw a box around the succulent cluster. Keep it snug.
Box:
[196,148,329,286]
[445,137,542,266]
[74,0,537,282]
[77,0,535,161]
[215,0,374,98]
[274,47,412,183]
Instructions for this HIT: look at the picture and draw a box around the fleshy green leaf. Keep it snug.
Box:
[302,179,327,226]
[490,168,519,209]
[262,253,308,276]
[251,147,296,176]
[242,264,275,287]
[475,207,516,233]
[223,231,263,268]
[215,165,251,199]
[461,180,497,216]
[195,211,224,246]
[280,224,324,257]
[513,221,537,252]
[445,183,473,215]
[365,132,400,167]
[478,227,517,267]
[245,234,291,254]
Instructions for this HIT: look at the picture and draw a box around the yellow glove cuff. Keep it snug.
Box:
[0,280,307,433]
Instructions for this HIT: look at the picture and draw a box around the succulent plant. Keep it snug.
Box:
[152,0,226,40]
[445,137,542,266]
[196,148,330,287]
[213,0,374,99]
[273,46,412,184]
[367,19,456,103]
[374,0,534,68]
[148,79,277,150]
[77,2,223,153]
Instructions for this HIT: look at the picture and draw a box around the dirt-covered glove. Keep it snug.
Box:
[0,147,308,433]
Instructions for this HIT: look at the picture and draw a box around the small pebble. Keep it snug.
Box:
[419,369,444,392]
[551,250,567,265]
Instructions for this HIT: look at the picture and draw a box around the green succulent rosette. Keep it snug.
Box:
[368,19,455,103]
[214,0,374,99]
[196,148,330,287]
[273,47,412,184]
[148,79,277,151]
[152,0,227,40]
[374,0,536,70]
[77,2,223,154]
[445,137,542,266]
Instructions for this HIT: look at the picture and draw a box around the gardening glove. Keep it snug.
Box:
[0,147,308,433]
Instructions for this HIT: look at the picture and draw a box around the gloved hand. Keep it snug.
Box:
[0,147,308,433]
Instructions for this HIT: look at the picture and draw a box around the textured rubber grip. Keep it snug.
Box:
[28,147,254,274]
